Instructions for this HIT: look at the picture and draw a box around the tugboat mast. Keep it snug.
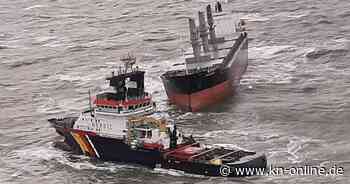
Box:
[121,53,136,73]
[88,89,94,117]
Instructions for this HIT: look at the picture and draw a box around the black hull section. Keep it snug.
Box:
[162,67,231,95]
[162,154,267,177]
[90,136,162,167]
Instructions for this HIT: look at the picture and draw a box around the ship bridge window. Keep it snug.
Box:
[147,130,152,138]
[128,105,134,110]
[135,127,153,139]
[139,130,152,138]
[140,130,146,138]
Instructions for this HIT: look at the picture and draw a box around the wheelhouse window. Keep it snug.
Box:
[147,130,152,138]
[134,126,153,139]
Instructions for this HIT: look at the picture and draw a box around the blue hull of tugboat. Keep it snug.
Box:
[49,117,161,167]
[89,136,162,167]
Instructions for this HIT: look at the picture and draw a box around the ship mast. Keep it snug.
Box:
[88,89,94,117]
[188,18,201,62]
[198,11,209,53]
[206,5,217,44]
[121,53,136,73]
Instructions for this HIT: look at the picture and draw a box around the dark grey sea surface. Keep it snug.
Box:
[0,0,350,183]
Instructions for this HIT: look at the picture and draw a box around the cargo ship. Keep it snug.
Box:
[161,5,248,111]
[49,115,267,177]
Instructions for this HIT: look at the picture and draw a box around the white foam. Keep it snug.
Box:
[53,72,104,84]
[199,129,249,138]
[241,45,300,85]
[24,5,47,10]
[212,143,251,151]
[286,13,308,19]
[242,13,270,22]
[35,36,57,43]
[152,168,206,178]
[249,45,294,60]
[273,12,309,19]
[12,144,138,173]
[285,136,324,164]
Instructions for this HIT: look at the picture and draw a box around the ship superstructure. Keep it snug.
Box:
[51,54,156,140]
[93,54,155,116]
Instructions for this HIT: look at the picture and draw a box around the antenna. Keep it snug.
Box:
[88,89,94,117]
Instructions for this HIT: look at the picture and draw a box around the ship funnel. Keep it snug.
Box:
[188,18,201,59]
[206,5,217,44]
[198,11,209,52]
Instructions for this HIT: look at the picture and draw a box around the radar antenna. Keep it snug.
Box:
[120,53,136,72]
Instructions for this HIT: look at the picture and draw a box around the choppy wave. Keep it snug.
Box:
[2,0,350,183]
[11,144,139,173]
[305,47,348,59]
[198,129,249,138]
[24,5,47,10]
[152,168,206,178]
[241,45,300,85]
[242,13,270,22]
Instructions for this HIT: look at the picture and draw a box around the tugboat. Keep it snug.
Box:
[49,115,267,177]
[161,5,248,111]
[49,54,156,152]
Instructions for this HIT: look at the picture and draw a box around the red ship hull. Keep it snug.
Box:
[166,80,233,111]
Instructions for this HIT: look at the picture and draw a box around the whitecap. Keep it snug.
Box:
[249,45,294,60]
[11,144,138,173]
[199,129,249,138]
[242,13,270,22]
[286,13,308,19]
[285,136,324,164]
[240,45,301,85]
[24,5,47,10]
[152,168,206,178]
[212,143,251,151]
